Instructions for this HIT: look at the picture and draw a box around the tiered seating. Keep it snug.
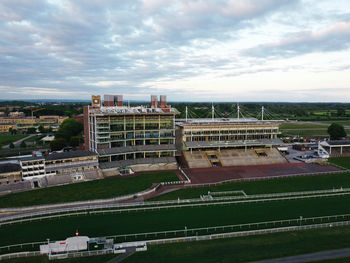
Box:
[183,151,211,168]
[184,148,287,168]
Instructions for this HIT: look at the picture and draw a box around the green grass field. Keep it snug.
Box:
[279,122,350,137]
[0,171,179,208]
[124,226,350,263]
[151,172,350,201]
[0,134,26,148]
[329,157,350,170]
[1,194,350,247]
[280,123,327,129]
[2,225,350,263]
[318,120,350,126]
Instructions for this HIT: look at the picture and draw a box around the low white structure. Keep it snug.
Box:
[40,236,89,254]
[114,241,147,254]
[320,140,350,156]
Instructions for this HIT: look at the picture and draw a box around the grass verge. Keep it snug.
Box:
[0,171,179,208]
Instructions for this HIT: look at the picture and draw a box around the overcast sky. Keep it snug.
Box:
[1,0,350,102]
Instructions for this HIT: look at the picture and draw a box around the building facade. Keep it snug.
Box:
[84,95,178,171]
[176,118,282,152]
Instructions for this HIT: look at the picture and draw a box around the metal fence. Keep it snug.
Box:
[2,188,350,226]
[2,215,350,259]
[104,213,350,243]
[184,170,347,188]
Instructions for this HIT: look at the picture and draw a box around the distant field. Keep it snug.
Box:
[0,171,179,208]
[151,172,350,201]
[318,120,350,126]
[280,123,326,129]
[0,134,26,148]
[279,122,350,137]
[124,226,350,263]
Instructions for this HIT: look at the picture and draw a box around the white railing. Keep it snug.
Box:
[1,188,350,226]
[2,217,350,259]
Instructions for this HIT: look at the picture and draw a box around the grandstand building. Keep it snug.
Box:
[0,163,22,185]
[84,95,179,173]
[176,118,286,168]
[20,151,99,182]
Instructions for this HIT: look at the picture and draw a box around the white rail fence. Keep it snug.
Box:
[1,219,350,261]
[1,188,350,226]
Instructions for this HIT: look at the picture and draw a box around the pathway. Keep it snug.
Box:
[250,248,350,263]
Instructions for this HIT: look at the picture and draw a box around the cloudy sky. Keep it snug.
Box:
[1,0,350,102]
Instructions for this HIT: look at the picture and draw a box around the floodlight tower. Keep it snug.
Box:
[261,106,264,121]
[237,104,240,120]
[185,106,188,122]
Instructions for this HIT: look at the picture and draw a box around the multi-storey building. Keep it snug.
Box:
[176,118,282,151]
[84,95,179,172]
[19,151,99,181]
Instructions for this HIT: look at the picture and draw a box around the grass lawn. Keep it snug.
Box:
[124,226,350,263]
[0,134,26,148]
[1,194,350,247]
[1,254,115,263]
[3,226,350,263]
[151,172,350,201]
[0,171,179,208]
[23,135,44,143]
[280,123,326,129]
[317,120,350,126]
[281,129,329,137]
[329,157,350,170]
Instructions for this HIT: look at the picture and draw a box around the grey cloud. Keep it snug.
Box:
[243,21,350,58]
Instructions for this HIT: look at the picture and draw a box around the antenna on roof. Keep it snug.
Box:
[211,102,215,120]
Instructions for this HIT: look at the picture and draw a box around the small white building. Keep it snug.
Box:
[40,236,90,254]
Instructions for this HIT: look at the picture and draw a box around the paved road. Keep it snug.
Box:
[250,248,350,263]
[2,134,35,149]
[107,248,135,263]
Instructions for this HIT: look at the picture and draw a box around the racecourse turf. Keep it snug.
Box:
[0,171,179,208]
[150,172,350,201]
[1,194,350,247]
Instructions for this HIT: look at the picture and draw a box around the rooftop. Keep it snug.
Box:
[0,163,21,173]
[89,106,179,115]
[176,118,283,126]
[45,150,97,161]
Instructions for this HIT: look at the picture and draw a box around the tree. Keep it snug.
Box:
[50,138,66,151]
[70,136,82,147]
[337,107,346,117]
[20,141,26,148]
[328,123,347,140]
[9,142,15,149]
[27,127,36,134]
[55,118,83,143]
[38,125,46,134]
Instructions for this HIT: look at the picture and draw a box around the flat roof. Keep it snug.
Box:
[99,157,176,169]
[89,106,179,115]
[45,150,97,161]
[176,118,283,126]
[0,163,21,173]
[323,140,350,146]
